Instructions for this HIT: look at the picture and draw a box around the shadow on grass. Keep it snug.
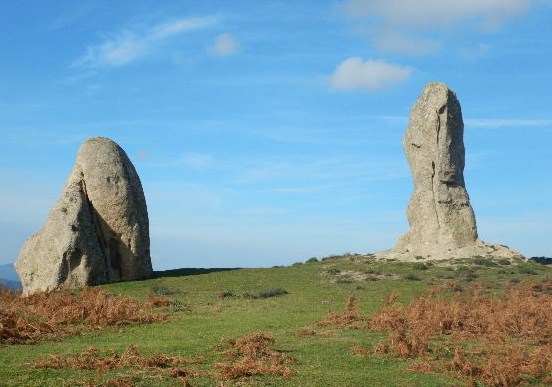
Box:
[152,268,242,279]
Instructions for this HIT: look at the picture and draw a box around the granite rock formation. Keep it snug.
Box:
[16,137,152,295]
[377,82,523,260]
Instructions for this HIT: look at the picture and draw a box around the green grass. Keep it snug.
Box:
[1,255,550,386]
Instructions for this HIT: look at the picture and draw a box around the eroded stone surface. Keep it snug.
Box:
[16,137,152,295]
[376,83,523,261]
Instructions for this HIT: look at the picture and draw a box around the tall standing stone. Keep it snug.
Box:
[378,82,523,260]
[397,82,477,254]
[15,137,152,295]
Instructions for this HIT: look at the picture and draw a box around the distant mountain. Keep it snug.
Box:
[0,263,21,289]
[0,278,21,289]
[0,263,19,280]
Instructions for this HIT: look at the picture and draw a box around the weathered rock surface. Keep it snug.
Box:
[16,137,152,295]
[376,82,523,261]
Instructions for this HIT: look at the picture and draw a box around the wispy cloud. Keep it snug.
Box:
[74,16,219,67]
[459,43,491,61]
[466,118,552,128]
[177,152,215,169]
[340,0,534,55]
[211,33,239,56]
[137,152,216,169]
[342,0,531,28]
[48,3,96,31]
[374,30,440,56]
[237,155,408,188]
[147,182,222,212]
[329,57,412,91]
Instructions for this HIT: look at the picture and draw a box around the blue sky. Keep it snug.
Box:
[1,0,551,270]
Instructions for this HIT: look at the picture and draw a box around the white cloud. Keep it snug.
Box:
[466,118,552,128]
[151,18,216,40]
[342,0,531,28]
[459,43,491,61]
[211,33,239,56]
[340,0,533,54]
[329,57,411,91]
[375,30,440,55]
[75,16,218,67]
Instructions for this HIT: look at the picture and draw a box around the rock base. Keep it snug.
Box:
[374,240,524,262]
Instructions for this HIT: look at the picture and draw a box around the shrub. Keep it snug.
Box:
[404,274,421,281]
[218,290,237,299]
[473,257,497,267]
[321,255,342,262]
[151,285,181,296]
[497,258,512,266]
[242,288,289,299]
[305,257,319,264]
[455,267,478,282]
[412,263,429,270]
[518,266,538,275]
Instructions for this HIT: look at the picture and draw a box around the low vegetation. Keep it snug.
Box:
[0,287,166,345]
[215,332,297,379]
[369,280,552,386]
[33,344,203,386]
[1,255,551,386]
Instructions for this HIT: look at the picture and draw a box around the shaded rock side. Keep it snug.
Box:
[16,137,152,295]
[379,82,523,260]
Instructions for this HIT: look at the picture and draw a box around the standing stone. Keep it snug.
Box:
[378,82,523,260]
[397,82,477,254]
[15,137,152,295]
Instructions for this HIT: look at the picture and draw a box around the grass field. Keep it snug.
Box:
[1,254,551,386]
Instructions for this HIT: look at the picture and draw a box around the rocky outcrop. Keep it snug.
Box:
[377,82,523,261]
[15,137,152,295]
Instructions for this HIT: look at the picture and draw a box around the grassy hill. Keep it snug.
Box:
[1,254,551,386]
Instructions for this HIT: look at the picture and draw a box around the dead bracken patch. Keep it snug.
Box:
[351,345,370,358]
[296,328,334,338]
[317,295,368,330]
[34,345,203,386]
[215,332,297,379]
[145,292,172,308]
[75,374,144,387]
[34,344,204,371]
[369,280,552,386]
[0,286,167,345]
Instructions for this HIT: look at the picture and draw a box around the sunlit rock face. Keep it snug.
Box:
[377,82,523,261]
[16,137,152,295]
